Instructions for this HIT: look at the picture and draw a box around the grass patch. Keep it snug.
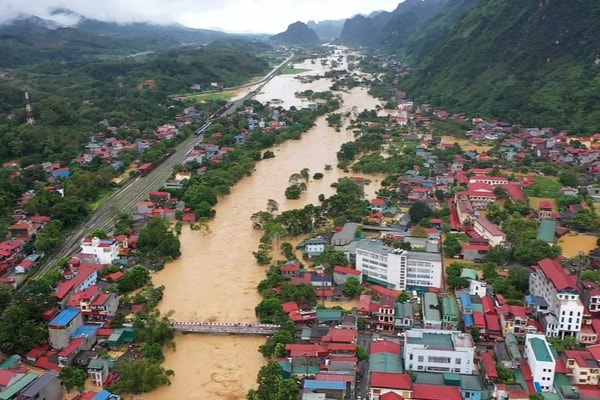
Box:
[90,190,115,211]
[179,91,237,102]
[279,67,311,75]
[524,176,562,198]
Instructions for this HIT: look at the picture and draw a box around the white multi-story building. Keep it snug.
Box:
[529,258,584,337]
[80,237,121,265]
[524,334,556,392]
[473,217,506,247]
[404,329,475,374]
[355,239,442,291]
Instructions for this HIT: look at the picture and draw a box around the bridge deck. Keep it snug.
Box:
[171,321,280,335]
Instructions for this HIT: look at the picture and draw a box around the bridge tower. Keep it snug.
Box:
[24,91,35,125]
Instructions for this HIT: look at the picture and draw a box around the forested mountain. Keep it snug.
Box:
[400,0,600,133]
[338,0,450,47]
[401,0,480,60]
[270,22,320,46]
[0,40,272,163]
[0,15,244,68]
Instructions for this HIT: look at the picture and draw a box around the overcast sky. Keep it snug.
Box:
[0,0,404,34]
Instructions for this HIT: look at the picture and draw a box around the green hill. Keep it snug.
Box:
[400,0,600,133]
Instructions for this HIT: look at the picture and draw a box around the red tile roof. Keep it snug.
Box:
[282,301,299,313]
[58,337,85,357]
[322,328,357,344]
[537,258,577,290]
[370,372,412,390]
[412,383,461,400]
[381,393,405,400]
[333,265,361,276]
[370,340,401,355]
[358,294,372,313]
[480,352,498,379]
[485,314,501,332]
[462,243,490,252]
[475,217,504,237]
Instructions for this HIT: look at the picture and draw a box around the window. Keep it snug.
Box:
[418,356,424,362]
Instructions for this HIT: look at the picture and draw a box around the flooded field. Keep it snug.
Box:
[440,136,494,152]
[142,52,385,400]
[557,234,598,258]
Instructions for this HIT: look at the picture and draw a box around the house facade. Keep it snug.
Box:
[529,258,584,337]
[355,239,442,291]
[80,237,120,265]
[523,334,556,392]
[404,329,475,374]
[473,217,506,247]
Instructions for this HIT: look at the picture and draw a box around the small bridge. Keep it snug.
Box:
[170,321,280,335]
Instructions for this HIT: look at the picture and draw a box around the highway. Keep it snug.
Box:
[29,52,295,281]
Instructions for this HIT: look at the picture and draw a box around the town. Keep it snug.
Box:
[1,46,600,400]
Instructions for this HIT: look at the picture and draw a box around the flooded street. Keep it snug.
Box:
[142,52,385,400]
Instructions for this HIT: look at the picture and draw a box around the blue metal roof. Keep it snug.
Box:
[49,308,80,326]
[71,324,100,339]
[93,390,114,400]
[463,314,474,327]
[460,292,472,309]
[303,380,345,390]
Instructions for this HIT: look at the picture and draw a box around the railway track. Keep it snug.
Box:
[29,53,295,281]
[30,131,208,280]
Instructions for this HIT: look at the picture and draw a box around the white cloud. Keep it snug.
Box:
[0,0,402,34]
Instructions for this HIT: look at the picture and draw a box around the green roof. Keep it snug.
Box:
[0,355,21,370]
[423,293,441,322]
[529,337,553,362]
[0,373,38,400]
[536,219,557,243]
[442,297,459,317]
[407,332,454,349]
[369,352,404,373]
[460,268,479,280]
[316,308,343,323]
[471,303,483,313]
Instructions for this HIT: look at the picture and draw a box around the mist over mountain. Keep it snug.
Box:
[305,20,345,42]
[338,0,451,46]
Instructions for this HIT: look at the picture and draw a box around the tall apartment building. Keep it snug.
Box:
[523,334,556,392]
[355,239,442,291]
[404,329,475,374]
[529,258,583,337]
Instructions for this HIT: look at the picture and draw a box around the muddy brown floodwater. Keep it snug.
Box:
[142,51,385,400]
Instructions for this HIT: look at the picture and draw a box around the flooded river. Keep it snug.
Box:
[143,51,384,400]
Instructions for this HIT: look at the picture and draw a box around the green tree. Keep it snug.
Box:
[443,236,462,257]
[396,291,411,303]
[547,335,579,355]
[343,277,362,298]
[513,240,562,266]
[110,359,174,394]
[255,298,286,324]
[446,263,469,289]
[60,366,87,392]
[408,201,433,223]
[116,266,151,294]
[316,245,349,272]
[280,242,295,260]
[558,170,580,188]
[138,218,181,259]
[246,361,298,400]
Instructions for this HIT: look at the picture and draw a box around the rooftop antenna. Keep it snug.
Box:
[24,91,35,125]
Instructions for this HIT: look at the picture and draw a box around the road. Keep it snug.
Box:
[29,52,295,281]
